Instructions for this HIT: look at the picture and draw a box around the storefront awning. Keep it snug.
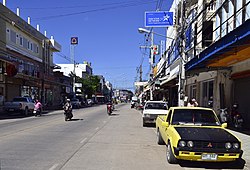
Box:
[160,65,179,86]
[185,19,250,71]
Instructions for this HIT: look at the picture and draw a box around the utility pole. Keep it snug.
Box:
[139,64,142,82]
[70,45,75,93]
[178,0,186,106]
[41,39,45,104]
[70,37,78,94]
[150,32,154,101]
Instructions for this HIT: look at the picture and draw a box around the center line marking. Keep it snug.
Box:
[80,137,87,143]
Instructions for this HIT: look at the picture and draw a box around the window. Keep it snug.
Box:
[171,109,219,125]
[202,80,214,107]
[10,30,16,43]
[19,36,23,46]
[189,84,197,99]
[30,42,33,51]
[27,41,30,50]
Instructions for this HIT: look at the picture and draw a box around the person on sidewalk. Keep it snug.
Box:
[187,98,199,107]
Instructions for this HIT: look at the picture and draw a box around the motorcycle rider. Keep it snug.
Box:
[34,99,42,116]
[231,103,243,128]
[63,99,73,121]
[106,100,113,115]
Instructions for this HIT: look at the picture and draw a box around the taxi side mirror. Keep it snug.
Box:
[162,122,169,127]
[221,123,227,128]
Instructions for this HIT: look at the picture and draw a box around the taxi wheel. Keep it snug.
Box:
[166,143,178,164]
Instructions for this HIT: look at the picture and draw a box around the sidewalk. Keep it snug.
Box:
[229,129,250,169]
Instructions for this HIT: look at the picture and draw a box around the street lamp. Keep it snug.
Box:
[138,28,175,40]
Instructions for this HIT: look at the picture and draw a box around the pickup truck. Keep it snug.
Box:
[156,107,243,164]
[142,101,168,127]
[4,97,35,116]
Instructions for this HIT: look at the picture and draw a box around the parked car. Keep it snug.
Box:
[71,98,81,109]
[4,96,35,116]
[142,101,168,126]
[156,107,243,164]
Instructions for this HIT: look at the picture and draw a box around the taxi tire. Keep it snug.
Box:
[157,129,164,145]
[166,143,178,164]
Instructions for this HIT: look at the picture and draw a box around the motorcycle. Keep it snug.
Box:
[231,103,243,129]
[33,107,42,116]
[63,100,73,121]
[107,103,112,115]
[64,109,73,121]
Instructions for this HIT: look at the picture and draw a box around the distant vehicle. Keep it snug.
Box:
[4,97,35,116]
[71,98,81,109]
[131,96,138,108]
[142,101,168,126]
[156,107,243,164]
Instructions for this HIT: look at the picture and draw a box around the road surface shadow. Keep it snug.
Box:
[68,118,84,121]
[178,158,245,169]
[109,113,120,116]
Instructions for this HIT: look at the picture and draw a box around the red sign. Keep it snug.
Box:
[71,37,78,45]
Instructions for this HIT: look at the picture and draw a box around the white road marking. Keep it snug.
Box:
[95,127,99,130]
[80,137,87,144]
[49,163,59,170]
[103,120,107,123]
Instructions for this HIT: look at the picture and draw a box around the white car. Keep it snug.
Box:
[142,101,168,127]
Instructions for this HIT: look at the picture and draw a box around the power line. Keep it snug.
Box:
[15,0,154,10]
[31,1,158,21]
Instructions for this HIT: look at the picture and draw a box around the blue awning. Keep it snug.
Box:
[185,19,250,71]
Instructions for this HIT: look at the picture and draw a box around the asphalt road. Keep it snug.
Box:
[0,104,247,170]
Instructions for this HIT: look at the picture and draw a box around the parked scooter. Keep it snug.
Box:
[231,103,243,129]
[63,99,73,121]
[107,102,113,115]
[33,100,42,116]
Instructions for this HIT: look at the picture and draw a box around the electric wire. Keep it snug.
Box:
[31,1,158,21]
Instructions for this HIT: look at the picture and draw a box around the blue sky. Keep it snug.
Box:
[6,0,172,91]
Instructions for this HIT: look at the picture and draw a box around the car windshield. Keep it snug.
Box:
[145,103,168,110]
[171,109,220,126]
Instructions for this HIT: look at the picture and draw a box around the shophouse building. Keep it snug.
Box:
[0,2,61,106]
[185,0,250,127]
[149,0,250,127]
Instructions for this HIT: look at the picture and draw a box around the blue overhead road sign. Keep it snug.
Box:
[145,11,173,27]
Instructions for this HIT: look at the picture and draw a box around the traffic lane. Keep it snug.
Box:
[61,104,182,170]
[0,105,111,170]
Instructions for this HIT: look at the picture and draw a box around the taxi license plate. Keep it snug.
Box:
[201,153,218,160]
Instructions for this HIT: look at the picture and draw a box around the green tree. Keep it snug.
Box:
[79,75,100,98]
